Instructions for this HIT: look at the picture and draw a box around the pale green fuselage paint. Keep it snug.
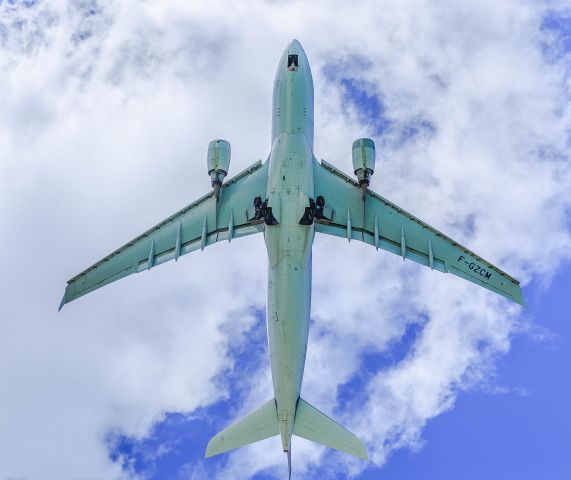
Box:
[265,40,315,451]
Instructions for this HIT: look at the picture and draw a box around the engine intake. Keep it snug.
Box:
[352,138,375,190]
[207,139,231,198]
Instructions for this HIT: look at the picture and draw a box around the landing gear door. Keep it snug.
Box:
[267,192,281,224]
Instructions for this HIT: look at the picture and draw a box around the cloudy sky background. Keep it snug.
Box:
[1,0,570,478]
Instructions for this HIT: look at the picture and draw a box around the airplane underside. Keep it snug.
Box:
[60,39,524,478]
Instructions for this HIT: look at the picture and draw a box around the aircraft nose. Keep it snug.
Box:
[289,39,302,50]
[286,39,307,62]
[288,39,306,55]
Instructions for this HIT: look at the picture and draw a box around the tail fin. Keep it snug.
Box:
[293,398,368,460]
[205,398,279,458]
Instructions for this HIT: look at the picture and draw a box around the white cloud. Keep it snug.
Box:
[0,0,569,478]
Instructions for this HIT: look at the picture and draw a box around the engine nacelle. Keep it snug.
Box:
[207,139,231,197]
[352,138,375,187]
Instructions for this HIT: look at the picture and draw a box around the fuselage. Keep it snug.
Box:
[265,40,315,451]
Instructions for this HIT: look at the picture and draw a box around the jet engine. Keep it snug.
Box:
[207,139,231,198]
[352,138,375,195]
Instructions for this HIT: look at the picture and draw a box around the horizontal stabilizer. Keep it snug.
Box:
[205,398,279,458]
[293,398,368,460]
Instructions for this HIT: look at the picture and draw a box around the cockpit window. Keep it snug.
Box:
[287,54,298,71]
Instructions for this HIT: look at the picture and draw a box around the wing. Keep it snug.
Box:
[313,159,525,305]
[60,160,269,309]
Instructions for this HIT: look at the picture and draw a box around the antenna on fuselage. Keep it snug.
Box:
[287,446,292,479]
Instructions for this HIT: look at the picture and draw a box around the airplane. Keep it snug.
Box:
[59,39,525,477]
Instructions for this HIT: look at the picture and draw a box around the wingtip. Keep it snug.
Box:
[204,436,219,459]
[353,436,369,460]
[58,294,66,312]
[512,283,527,307]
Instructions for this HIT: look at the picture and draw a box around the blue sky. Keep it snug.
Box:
[380,269,571,480]
[0,1,570,479]
[107,266,571,479]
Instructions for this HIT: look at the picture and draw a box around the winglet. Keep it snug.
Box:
[512,284,527,307]
[58,293,66,312]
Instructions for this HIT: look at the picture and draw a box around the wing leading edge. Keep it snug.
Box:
[313,158,525,305]
[60,160,269,309]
